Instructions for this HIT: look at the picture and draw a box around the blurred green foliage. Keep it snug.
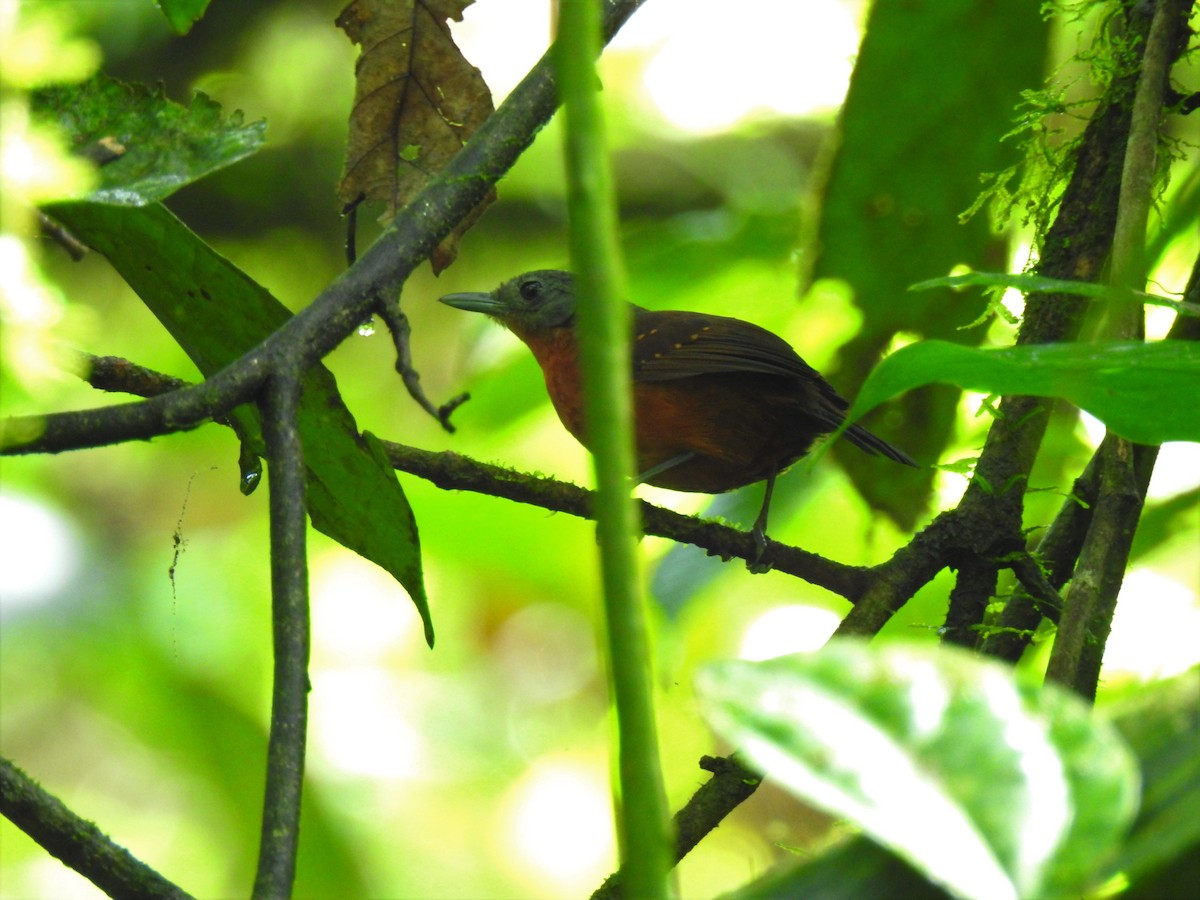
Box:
[1,1,1197,897]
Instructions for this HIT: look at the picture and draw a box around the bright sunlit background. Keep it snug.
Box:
[1,0,1197,897]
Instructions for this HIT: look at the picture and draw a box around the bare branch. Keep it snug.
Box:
[590,754,762,900]
[252,371,311,899]
[0,755,194,900]
[378,439,874,599]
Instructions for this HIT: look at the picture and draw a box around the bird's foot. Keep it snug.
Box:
[746,471,776,573]
[747,525,772,574]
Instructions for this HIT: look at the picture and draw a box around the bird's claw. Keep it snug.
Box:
[747,526,772,574]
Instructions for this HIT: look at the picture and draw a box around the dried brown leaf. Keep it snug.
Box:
[336,0,495,272]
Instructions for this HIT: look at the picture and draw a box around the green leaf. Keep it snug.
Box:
[31,73,265,205]
[725,835,951,900]
[910,271,1200,319]
[47,200,434,646]
[155,0,214,36]
[847,339,1200,446]
[696,641,1140,900]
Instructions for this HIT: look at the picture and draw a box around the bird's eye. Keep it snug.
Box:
[519,280,542,302]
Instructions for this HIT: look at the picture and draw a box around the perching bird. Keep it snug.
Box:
[440,270,917,550]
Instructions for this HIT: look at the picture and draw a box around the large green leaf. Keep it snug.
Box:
[32,74,265,205]
[48,201,434,646]
[808,1,1048,526]
[697,641,1140,900]
[846,339,1200,447]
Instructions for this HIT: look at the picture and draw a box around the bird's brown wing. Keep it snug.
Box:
[632,309,827,382]
[631,308,852,433]
[630,308,918,467]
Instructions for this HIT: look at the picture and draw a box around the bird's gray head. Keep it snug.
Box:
[439,270,578,333]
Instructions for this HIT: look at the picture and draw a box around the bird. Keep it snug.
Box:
[440,270,917,554]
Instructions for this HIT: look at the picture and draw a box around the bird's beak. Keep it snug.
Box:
[439,291,503,314]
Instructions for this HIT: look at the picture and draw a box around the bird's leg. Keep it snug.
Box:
[749,471,778,569]
[635,451,698,486]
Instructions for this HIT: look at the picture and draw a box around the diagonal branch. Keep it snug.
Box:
[833,507,963,638]
[385,440,865,585]
[590,754,762,900]
[1,0,648,459]
[0,754,194,899]
[0,359,260,455]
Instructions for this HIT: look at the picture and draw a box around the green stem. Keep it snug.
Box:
[1109,0,1180,302]
[555,2,671,898]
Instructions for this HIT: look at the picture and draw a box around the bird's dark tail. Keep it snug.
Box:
[844,423,919,467]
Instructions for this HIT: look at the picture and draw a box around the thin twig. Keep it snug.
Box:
[252,370,311,900]
[374,297,469,431]
[88,355,189,395]
[0,754,194,900]
[38,210,88,260]
[1006,554,1065,620]
[86,355,265,495]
